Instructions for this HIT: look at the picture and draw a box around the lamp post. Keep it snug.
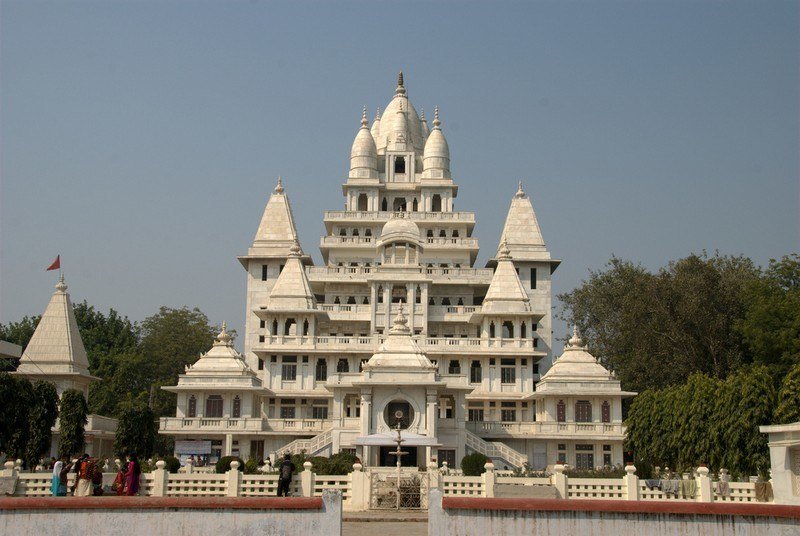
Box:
[391,410,408,509]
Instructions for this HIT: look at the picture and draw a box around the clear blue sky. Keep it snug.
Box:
[1,1,798,349]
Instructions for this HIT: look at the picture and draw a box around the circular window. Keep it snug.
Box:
[384,400,414,430]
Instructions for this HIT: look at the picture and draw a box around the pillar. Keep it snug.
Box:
[360,392,372,436]
[697,465,712,502]
[624,463,639,500]
[551,463,567,499]
[151,460,168,497]
[483,461,496,498]
[408,283,415,332]
[301,461,314,497]
[224,434,234,456]
[226,460,241,497]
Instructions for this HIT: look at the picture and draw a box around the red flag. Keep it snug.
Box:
[46,255,60,271]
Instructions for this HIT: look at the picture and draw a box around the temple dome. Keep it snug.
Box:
[422,107,450,177]
[377,214,421,247]
[350,107,378,178]
[372,72,427,153]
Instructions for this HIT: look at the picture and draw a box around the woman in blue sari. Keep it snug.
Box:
[50,458,63,496]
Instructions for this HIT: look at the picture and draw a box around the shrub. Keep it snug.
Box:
[215,456,244,474]
[461,453,488,476]
[162,456,181,473]
[244,456,261,474]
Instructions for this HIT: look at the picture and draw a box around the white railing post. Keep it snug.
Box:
[624,463,639,501]
[301,461,314,497]
[151,460,168,497]
[349,463,366,510]
[551,463,567,499]
[428,460,440,490]
[2,460,16,478]
[185,458,194,474]
[483,461,496,498]
[697,465,712,502]
[226,460,241,497]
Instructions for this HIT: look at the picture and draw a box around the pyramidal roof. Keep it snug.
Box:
[165,323,267,392]
[492,182,551,263]
[535,327,636,397]
[245,177,305,260]
[266,241,321,313]
[16,275,94,379]
[364,304,434,371]
[480,242,532,314]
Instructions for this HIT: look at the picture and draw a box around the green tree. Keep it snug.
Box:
[739,254,800,376]
[114,399,156,458]
[0,374,35,463]
[72,301,139,371]
[138,307,220,417]
[25,381,59,469]
[58,389,88,458]
[560,253,759,392]
[0,316,40,370]
[774,363,800,424]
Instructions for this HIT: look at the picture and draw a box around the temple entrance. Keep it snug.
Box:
[380,446,418,467]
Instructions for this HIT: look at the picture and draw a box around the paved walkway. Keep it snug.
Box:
[343,510,427,536]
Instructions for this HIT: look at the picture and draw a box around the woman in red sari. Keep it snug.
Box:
[122,453,141,496]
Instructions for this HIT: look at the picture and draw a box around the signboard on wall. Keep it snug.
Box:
[174,440,212,455]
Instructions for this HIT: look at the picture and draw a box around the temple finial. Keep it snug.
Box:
[217,321,232,345]
[498,238,511,260]
[289,239,302,257]
[395,71,406,96]
[569,325,584,347]
[375,106,381,120]
[274,176,284,194]
[433,106,441,128]
[516,181,525,198]
[361,105,368,127]
[420,108,426,121]
[56,273,67,292]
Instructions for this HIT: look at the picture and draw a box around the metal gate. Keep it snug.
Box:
[369,471,427,509]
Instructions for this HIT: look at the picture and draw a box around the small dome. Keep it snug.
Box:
[377,215,422,248]
[350,107,378,178]
[422,107,450,178]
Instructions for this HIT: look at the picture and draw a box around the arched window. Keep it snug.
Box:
[205,395,223,418]
[347,296,356,305]
[502,321,514,338]
[272,320,278,335]
[394,156,406,174]
[339,228,347,236]
[489,322,496,338]
[439,229,446,237]
[412,198,418,211]
[188,395,197,418]
[284,318,296,335]
[232,396,241,418]
[357,193,368,211]
[521,322,527,339]
[363,296,369,305]
[336,359,349,373]
[457,297,464,306]
[452,229,459,237]
[601,401,611,423]
[334,296,341,304]
[415,286,422,304]
[441,297,451,306]
[316,359,327,382]
[431,194,442,212]
[393,197,407,211]
[365,229,372,237]
[381,198,388,211]
[557,400,566,422]
[303,319,310,336]
[429,297,435,305]
[377,286,384,303]
[575,400,592,423]
[426,229,434,238]
[352,229,359,236]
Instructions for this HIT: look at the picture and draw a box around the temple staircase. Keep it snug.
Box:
[275,429,333,458]
[465,430,527,469]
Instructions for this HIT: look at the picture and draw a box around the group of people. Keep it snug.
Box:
[49,453,141,497]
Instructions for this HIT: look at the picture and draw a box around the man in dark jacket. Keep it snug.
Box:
[277,453,296,497]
